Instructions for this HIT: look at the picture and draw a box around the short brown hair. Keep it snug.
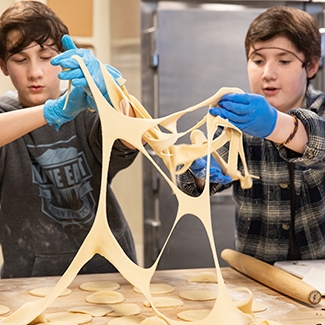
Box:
[0,1,69,61]
[245,6,321,71]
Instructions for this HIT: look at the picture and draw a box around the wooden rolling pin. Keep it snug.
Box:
[221,248,322,305]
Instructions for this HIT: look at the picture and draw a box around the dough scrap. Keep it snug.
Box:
[108,315,145,324]
[29,287,71,298]
[0,306,9,316]
[0,55,280,325]
[187,272,218,283]
[179,290,218,301]
[133,284,174,295]
[44,311,92,324]
[79,281,120,292]
[86,290,125,304]
[68,305,114,317]
[109,303,141,316]
[143,297,184,308]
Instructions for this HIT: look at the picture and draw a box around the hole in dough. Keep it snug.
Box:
[79,281,120,292]
[86,290,125,304]
[133,284,174,295]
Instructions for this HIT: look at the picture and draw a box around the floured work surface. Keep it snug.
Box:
[0,56,283,325]
[0,268,323,325]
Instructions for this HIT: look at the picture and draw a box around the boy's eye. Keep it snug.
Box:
[12,57,27,63]
[252,59,263,65]
[279,60,291,65]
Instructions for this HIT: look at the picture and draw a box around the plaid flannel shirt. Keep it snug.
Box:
[177,84,325,264]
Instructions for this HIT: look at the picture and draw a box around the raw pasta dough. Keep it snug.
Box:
[133,284,174,294]
[108,303,141,317]
[143,297,184,308]
[68,305,114,317]
[79,281,120,292]
[0,56,279,325]
[29,287,71,297]
[86,291,125,304]
[0,306,9,316]
[187,272,218,283]
[44,312,92,324]
[179,290,217,301]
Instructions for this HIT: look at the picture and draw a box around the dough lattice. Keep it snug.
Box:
[0,56,279,325]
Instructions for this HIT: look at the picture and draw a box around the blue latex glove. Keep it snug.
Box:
[44,86,88,130]
[51,34,123,110]
[209,93,278,138]
[190,156,232,184]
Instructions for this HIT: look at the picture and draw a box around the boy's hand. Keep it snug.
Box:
[51,34,124,110]
[209,93,278,138]
[44,86,89,130]
[190,156,232,184]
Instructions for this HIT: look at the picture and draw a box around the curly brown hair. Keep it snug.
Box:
[0,1,69,61]
[245,6,321,72]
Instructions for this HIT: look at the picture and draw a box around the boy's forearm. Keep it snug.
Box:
[0,105,47,147]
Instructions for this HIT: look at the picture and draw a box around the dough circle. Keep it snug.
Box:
[86,290,125,304]
[177,309,210,321]
[187,272,218,283]
[108,315,145,324]
[79,281,120,292]
[140,316,168,324]
[133,283,174,295]
[109,303,141,316]
[143,297,183,308]
[179,290,217,301]
[44,311,92,324]
[29,287,72,297]
[0,306,9,316]
[68,305,114,317]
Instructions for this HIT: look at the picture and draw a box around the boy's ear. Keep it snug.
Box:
[307,59,320,79]
[0,59,9,76]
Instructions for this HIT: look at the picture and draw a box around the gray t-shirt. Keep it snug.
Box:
[0,94,138,278]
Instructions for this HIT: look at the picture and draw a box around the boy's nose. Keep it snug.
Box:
[27,60,44,79]
[262,62,277,80]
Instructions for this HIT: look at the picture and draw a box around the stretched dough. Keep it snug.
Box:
[0,56,278,325]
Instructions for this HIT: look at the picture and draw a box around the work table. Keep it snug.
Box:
[0,267,323,324]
